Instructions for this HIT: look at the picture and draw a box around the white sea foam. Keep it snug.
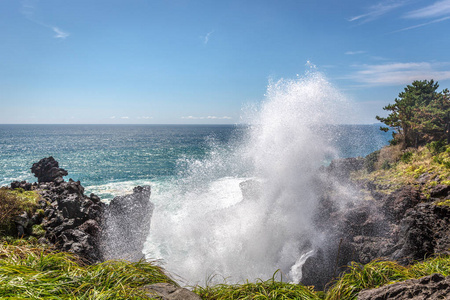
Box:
[144,70,349,284]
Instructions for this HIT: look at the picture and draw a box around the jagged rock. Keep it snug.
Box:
[430,184,450,198]
[31,156,68,183]
[140,283,202,300]
[358,274,450,300]
[392,203,450,264]
[101,185,153,261]
[381,186,423,221]
[10,180,32,191]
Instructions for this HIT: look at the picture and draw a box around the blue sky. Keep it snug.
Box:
[1,0,450,124]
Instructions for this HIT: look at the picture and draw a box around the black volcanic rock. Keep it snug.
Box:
[31,156,68,183]
[301,158,450,290]
[101,185,153,261]
[358,274,450,300]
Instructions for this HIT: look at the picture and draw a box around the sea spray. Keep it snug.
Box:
[144,70,350,284]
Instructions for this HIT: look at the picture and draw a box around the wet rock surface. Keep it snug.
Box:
[101,185,153,261]
[140,283,202,300]
[301,158,450,290]
[357,273,450,300]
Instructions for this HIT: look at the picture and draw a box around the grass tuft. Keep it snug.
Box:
[193,271,321,300]
[0,241,176,299]
[0,188,40,236]
[325,256,450,300]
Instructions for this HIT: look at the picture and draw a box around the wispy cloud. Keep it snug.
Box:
[347,62,450,85]
[391,0,450,32]
[345,50,366,55]
[182,116,232,120]
[120,116,129,119]
[349,0,407,23]
[202,30,214,44]
[404,0,450,19]
[52,27,70,39]
[137,116,153,119]
[393,16,450,32]
[20,0,70,39]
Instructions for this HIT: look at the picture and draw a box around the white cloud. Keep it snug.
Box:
[404,0,450,19]
[20,1,70,39]
[137,116,153,119]
[349,0,407,23]
[347,62,450,85]
[52,27,69,39]
[182,116,232,120]
[345,50,366,55]
[393,16,450,32]
[120,116,129,119]
[202,30,214,44]
[110,116,116,119]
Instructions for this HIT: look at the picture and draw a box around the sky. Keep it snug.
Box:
[1,0,450,124]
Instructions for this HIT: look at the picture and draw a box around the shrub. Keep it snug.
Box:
[0,188,40,236]
[400,151,413,163]
[427,140,447,154]
[364,150,380,173]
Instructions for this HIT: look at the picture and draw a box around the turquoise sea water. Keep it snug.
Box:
[0,124,389,199]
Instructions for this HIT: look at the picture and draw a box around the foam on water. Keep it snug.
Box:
[144,70,350,284]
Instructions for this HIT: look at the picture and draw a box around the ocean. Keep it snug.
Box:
[0,73,394,284]
[0,124,389,199]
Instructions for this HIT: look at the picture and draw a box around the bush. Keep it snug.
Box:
[0,188,40,236]
[364,150,380,173]
[427,141,447,154]
[400,151,413,163]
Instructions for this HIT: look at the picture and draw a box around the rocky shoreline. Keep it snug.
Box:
[7,156,155,264]
[2,156,449,299]
[300,157,450,290]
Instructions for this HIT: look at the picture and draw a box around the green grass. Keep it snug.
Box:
[0,188,41,236]
[0,239,448,299]
[193,271,321,300]
[353,143,450,195]
[325,256,450,300]
[0,240,176,299]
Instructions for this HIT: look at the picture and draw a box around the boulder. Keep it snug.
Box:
[101,185,153,261]
[140,283,202,300]
[31,156,68,183]
[358,274,450,300]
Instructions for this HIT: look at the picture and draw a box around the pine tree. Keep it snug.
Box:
[376,80,449,148]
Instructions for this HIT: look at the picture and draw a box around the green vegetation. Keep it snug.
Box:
[193,271,321,300]
[376,80,450,148]
[326,256,450,300]
[0,188,40,236]
[0,238,447,299]
[356,142,450,194]
[0,240,176,299]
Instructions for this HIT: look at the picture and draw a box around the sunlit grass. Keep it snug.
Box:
[353,144,450,195]
[0,188,41,236]
[0,240,176,299]
[193,271,321,300]
[325,256,450,300]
